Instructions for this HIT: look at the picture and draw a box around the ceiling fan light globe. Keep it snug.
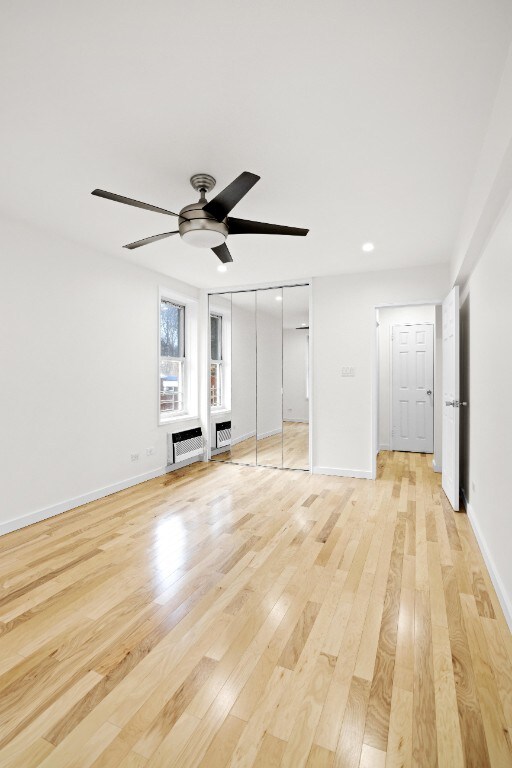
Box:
[181,229,226,249]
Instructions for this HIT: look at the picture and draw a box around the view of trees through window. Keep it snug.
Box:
[160,299,185,415]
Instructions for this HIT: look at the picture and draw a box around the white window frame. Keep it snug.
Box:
[210,313,223,410]
[159,288,199,425]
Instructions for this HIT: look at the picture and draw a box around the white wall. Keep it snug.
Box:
[283,329,309,422]
[452,42,512,286]
[377,305,440,466]
[460,198,512,627]
[312,263,450,477]
[0,215,201,534]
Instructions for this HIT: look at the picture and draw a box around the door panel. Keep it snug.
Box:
[392,323,434,452]
[256,288,283,468]
[442,286,460,510]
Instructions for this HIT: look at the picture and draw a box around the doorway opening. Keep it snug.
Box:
[373,303,442,479]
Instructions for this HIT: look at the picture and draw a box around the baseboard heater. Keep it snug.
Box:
[215,421,231,448]
[169,427,203,464]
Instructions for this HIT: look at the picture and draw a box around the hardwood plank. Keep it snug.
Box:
[412,587,437,767]
[334,675,371,768]
[0,453,509,768]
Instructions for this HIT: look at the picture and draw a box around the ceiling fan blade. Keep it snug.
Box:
[228,217,309,237]
[212,243,233,263]
[123,231,179,249]
[202,172,260,221]
[92,189,181,217]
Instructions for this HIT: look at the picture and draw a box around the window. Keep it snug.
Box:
[160,299,185,416]
[210,313,223,408]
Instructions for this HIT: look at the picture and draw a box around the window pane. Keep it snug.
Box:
[160,359,184,413]
[210,362,222,407]
[210,314,222,361]
[161,300,184,358]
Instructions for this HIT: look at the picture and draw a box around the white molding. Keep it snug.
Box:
[257,428,282,440]
[313,466,372,479]
[0,458,201,537]
[231,428,283,446]
[231,430,256,446]
[379,443,391,451]
[283,418,309,424]
[465,500,512,633]
[432,459,442,473]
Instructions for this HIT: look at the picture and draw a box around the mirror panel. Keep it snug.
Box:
[282,285,310,470]
[256,288,283,468]
[230,291,257,465]
[209,293,232,462]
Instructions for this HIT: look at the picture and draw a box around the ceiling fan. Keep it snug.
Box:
[91,172,308,264]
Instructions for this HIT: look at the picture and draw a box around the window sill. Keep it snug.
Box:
[211,408,231,416]
[159,414,199,427]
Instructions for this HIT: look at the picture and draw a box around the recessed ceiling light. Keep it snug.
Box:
[362,242,375,252]
[217,263,227,273]
[275,295,283,301]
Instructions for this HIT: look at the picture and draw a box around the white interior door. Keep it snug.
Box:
[391,324,434,452]
[442,286,460,510]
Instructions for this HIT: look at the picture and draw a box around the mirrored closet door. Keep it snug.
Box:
[282,285,310,470]
[209,284,309,471]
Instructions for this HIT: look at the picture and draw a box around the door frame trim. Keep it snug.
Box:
[371,300,442,480]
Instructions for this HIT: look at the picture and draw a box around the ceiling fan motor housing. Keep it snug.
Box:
[179,200,228,248]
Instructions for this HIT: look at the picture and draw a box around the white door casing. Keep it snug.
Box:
[391,323,434,453]
[442,286,460,511]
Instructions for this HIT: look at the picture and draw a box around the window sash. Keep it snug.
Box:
[210,361,222,408]
[160,298,186,418]
[161,299,185,359]
[160,357,185,415]
[210,314,222,362]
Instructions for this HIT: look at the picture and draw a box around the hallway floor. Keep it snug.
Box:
[0,453,511,767]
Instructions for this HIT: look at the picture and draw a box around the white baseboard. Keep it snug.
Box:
[432,459,442,473]
[231,430,256,446]
[231,428,283,446]
[313,466,372,480]
[378,443,391,451]
[258,428,282,440]
[466,500,512,633]
[0,457,201,537]
[283,418,309,424]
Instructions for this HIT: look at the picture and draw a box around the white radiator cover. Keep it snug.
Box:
[216,420,231,448]
[168,427,203,464]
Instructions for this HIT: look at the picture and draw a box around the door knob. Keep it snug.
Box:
[445,400,455,407]
[426,390,432,395]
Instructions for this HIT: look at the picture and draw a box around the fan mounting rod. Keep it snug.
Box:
[190,173,216,194]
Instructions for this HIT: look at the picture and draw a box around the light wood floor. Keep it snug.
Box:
[213,421,309,470]
[1,452,511,767]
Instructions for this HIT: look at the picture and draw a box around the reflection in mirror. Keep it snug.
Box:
[230,291,256,464]
[256,288,283,467]
[283,285,310,469]
[209,293,232,462]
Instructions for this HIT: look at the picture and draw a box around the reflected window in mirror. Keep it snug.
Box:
[210,312,223,409]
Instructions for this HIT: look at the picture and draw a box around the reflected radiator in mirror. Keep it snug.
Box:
[216,421,231,448]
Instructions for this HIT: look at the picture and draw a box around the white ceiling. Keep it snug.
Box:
[2,1,511,289]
